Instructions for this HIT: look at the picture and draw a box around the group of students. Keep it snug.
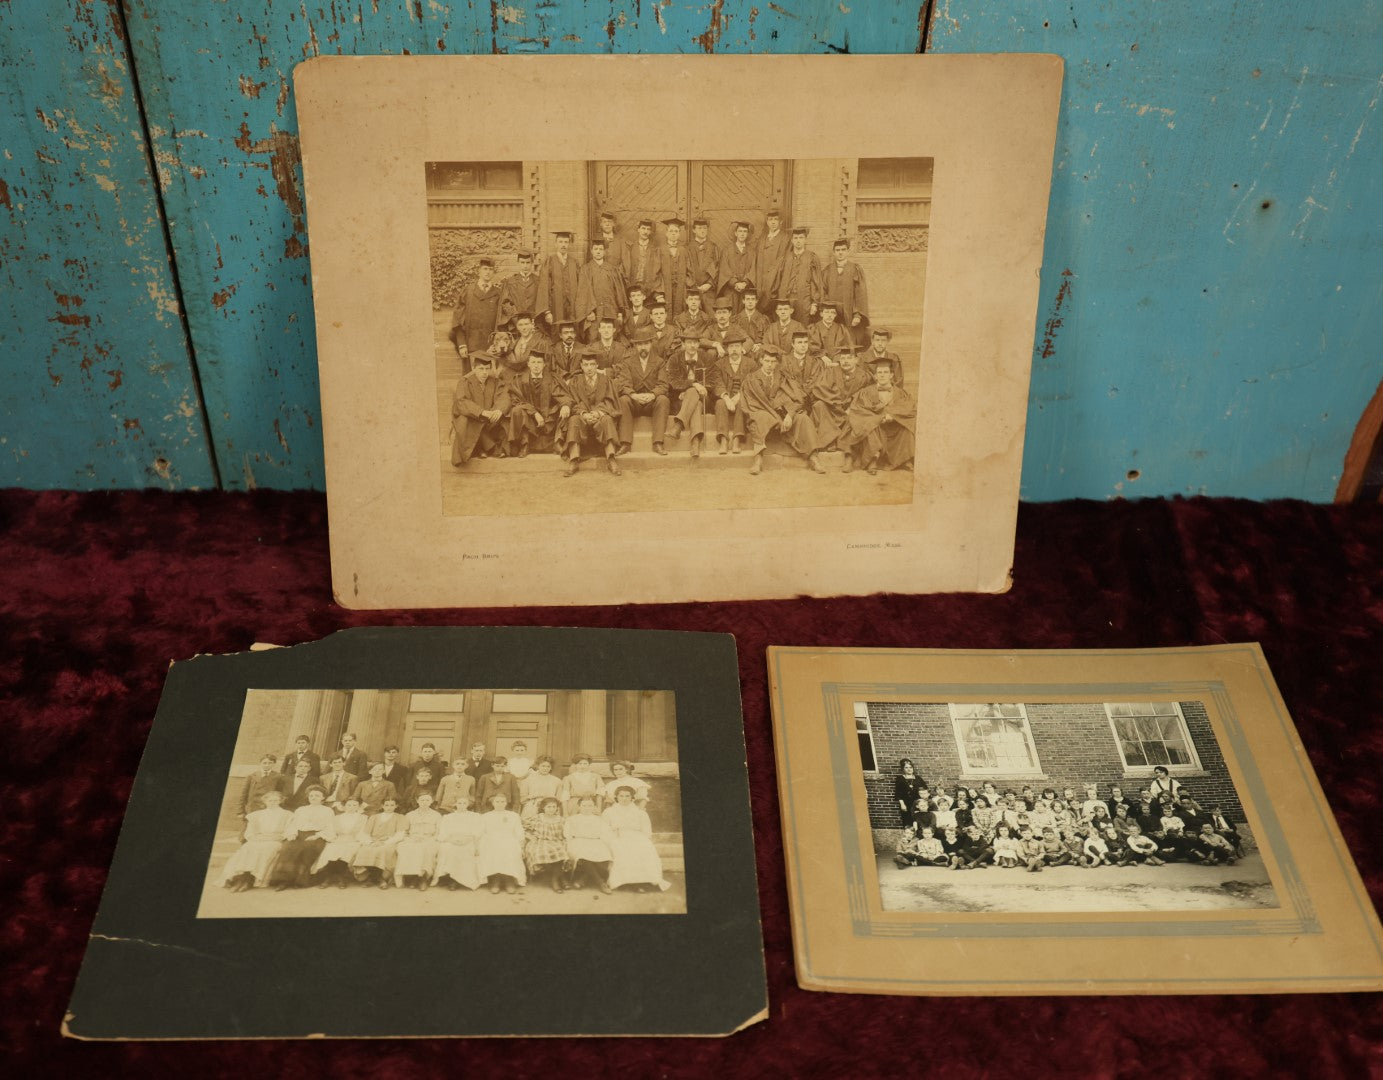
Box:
[890,760,1245,873]
[219,735,671,897]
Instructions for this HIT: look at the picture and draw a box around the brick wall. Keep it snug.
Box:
[862,700,1245,845]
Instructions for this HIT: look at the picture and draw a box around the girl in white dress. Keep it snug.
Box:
[311,796,369,886]
[434,794,485,890]
[220,789,292,891]
[478,792,527,894]
[602,785,670,892]
[520,756,564,821]
[271,786,338,890]
[602,760,650,809]
[394,790,443,890]
[563,795,615,892]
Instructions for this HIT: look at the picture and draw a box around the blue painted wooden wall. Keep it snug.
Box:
[3,1,1379,500]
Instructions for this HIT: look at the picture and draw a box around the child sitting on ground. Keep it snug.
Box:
[893,825,922,868]
[992,824,1021,868]
[1123,821,1164,865]
[914,826,948,866]
[1019,826,1046,872]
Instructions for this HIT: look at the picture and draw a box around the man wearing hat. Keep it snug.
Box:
[779,226,823,324]
[686,217,720,314]
[822,237,870,346]
[448,256,503,369]
[507,349,571,458]
[732,286,770,352]
[449,352,512,467]
[741,343,825,475]
[809,346,873,463]
[700,296,738,360]
[754,208,792,309]
[623,218,662,299]
[536,230,581,328]
[498,251,540,326]
[615,325,672,455]
[596,212,623,275]
[809,300,853,361]
[709,330,759,454]
[575,239,626,342]
[550,320,582,382]
[762,297,807,356]
[866,326,905,386]
[716,220,756,307]
[563,349,622,476]
[674,289,713,340]
[843,357,915,474]
[665,329,709,459]
[655,218,692,316]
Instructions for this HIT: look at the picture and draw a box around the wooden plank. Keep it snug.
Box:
[0,0,213,489]
[121,0,922,490]
[931,0,1383,500]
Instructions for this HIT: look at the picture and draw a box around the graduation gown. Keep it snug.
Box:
[741,366,818,456]
[448,281,503,353]
[535,252,581,325]
[575,259,627,327]
[496,331,552,382]
[732,309,770,350]
[845,383,916,468]
[777,249,823,321]
[549,339,583,383]
[672,310,713,340]
[497,272,540,325]
[686,238,721,311]
[863,347,905,387]
[716,243,757,301]
[622,240,662,296]
[507,372,571,452]
[564,371,620,451]
[761,318,807,357]
[450,372,512,465]
[809,319,855,361]
[821,260,870,336]
[654,245,693,316]
[754,230,792,303]
[586,338,630,377]
[809,364,873,449]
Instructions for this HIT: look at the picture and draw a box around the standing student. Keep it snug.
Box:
[240,755,286,818]
[474,757,521,813]
[380,745,410,794]
[436,759,476,816]
[280,735,321,784]
[337,733,368,782]
[520,756,563,820]
[354,762,397,816]
[559,754,605,816]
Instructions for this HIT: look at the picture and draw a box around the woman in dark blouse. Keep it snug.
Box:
[893,759,925,830]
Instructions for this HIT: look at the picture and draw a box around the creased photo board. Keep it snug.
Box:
[767,644,1383,996]
[295,54,1063,608]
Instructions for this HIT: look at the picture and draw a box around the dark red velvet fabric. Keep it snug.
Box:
[2,491,1380,1075]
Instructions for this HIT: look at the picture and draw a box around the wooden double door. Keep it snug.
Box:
[591,160,792,255]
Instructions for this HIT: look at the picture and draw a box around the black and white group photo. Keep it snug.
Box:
[198,688,685,917]
[855,700,1277,913]
[428,158,932,516]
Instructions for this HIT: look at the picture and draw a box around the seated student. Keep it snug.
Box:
[311,795,369,887]
[621,283,653,341]
[998,794,1023,833]
[1040,826,1072,866]
[519,755,563,821]
[479,792,527,894]
[548,320,583,383]
[450,352,511,467]
[761,297,806,357]
[603,784,671,892]
[940,826,963,865]
[603,760,650,809]
[913,826,949,867]
[841,357,915,474]
[1134,795,1164,838]
[1123,822,1165,865]
[394,790,443,891]
[351,796,408,888]
[1020,786,1038,812]
[241,754,286,818]
[970,795,997,838]
[992,824,1022,868]
[645,295,677,359]
[781,329,824,396]
[436,759,476,816]
[673,290,712,340]
[807,301,854,360]
[912,797,937,837]
[271,785,337,890]
[1207,803,1243,855]
[282,757,319,811]
[732,287,770,350]
[615,325,672,455]
[585,316,629,374]
[524,796,571,893]
[505,350,570,457]
[931,794,957,834]
[1175,792,1209,833]
[1051,799,1076,834]
[1106,785,1133,821]
[402,766,440,813]
[1061,826,1087,867]
[951,791,974,831]
[740,344,825,476]
[474,756,521,814]
[1102,824,1132,867]
[952,824,994,869]
[1158,796,1186,837]
[863,326,905,386]
[1192,822,1238,864]
[559,753,604,816]
[434,794,485,891]
[1079,784,1106,822]
[354,762,398,816]
[893,825,922,868]
[563,795,615,892]
[1108,803,1137,839]
[220,788,292,892]
[410,742,446,783]
[1156,819,1196,863]
[664,330,709,459]
[708,331,759,455]
[320,755,358,812]
[1029,797,1057,836]
[1081,823,1115,868]
[562,350,623,476]
[1019,826,1047,873]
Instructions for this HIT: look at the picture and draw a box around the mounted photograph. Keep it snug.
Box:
[199,688,685,918]
[857,700,1275,914]
[430,158,930,515]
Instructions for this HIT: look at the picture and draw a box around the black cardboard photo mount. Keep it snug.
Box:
[66,626,766,1039]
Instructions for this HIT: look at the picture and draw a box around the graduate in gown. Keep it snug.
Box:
[740,348,824,475]
[843,358,916,473]
[448,257,504,363]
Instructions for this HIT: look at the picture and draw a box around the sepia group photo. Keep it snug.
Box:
[429,158,932,516]
[198,688,686,918]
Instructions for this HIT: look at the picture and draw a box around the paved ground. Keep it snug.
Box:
[874,853,1277,913]
[433,312,915,518]
[198,869,687,918]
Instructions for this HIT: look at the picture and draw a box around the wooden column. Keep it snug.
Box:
[578,690,608,760]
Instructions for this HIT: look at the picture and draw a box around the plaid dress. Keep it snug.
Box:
[524,814,569,871]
